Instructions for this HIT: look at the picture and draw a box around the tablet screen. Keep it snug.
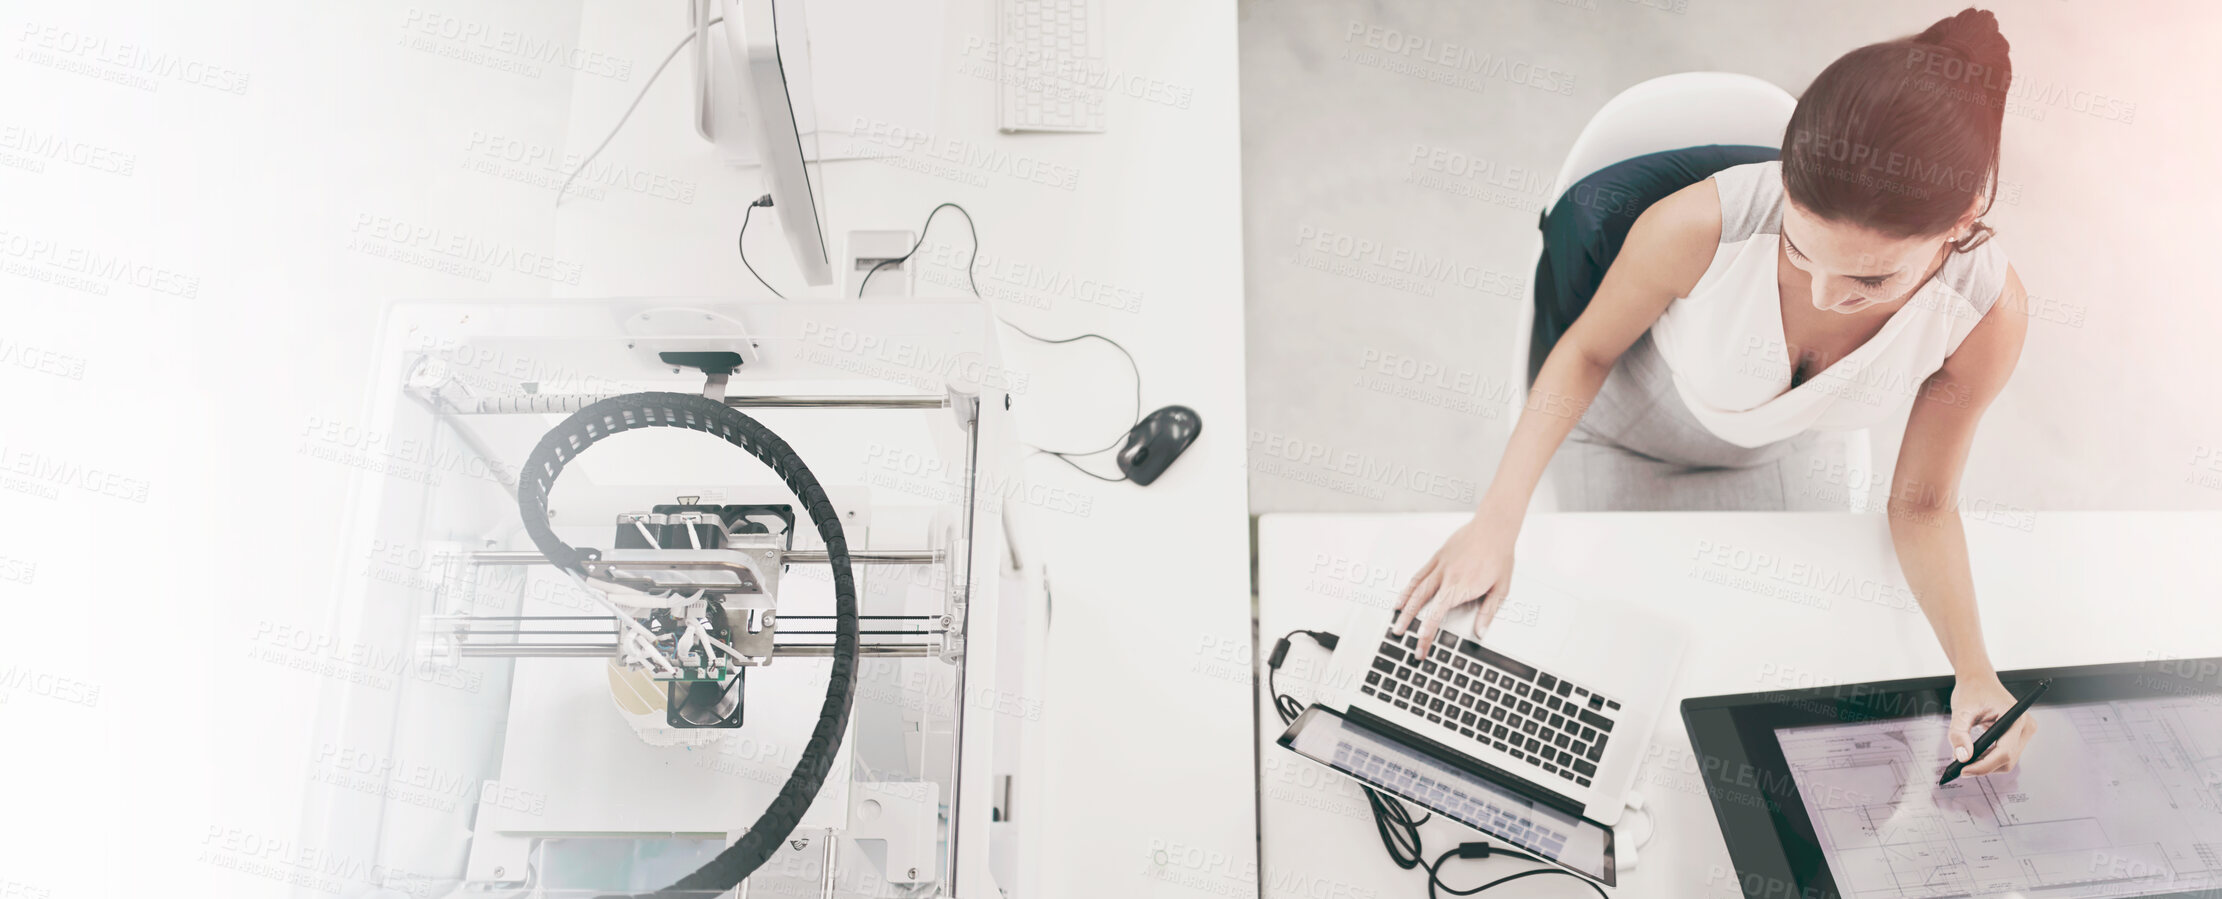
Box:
[1775,696,2222,898]
[1281,705,1615,884]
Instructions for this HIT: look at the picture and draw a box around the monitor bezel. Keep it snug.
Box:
[1681,656,2222,899]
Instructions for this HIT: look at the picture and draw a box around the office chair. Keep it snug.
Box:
[1511,72,1875,513]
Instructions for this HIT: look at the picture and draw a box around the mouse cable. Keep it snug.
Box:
[1424,844,1606,899]
[1029,448,1128,482]
[858,202,977,298]
[738,195,784,298]
[555,18,717,208]
[1008,318,1138,481]
[865,201,1149,470]
[1000,316,1141,455]
[1268,630,1433,872]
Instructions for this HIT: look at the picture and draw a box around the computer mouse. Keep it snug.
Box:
[1116,405,1202,486]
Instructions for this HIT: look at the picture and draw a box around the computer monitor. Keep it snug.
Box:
[697,0,833,287]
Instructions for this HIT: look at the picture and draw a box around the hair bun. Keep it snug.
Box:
[1917,7,2011,71]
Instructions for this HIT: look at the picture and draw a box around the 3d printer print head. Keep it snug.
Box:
[515,391,860,898]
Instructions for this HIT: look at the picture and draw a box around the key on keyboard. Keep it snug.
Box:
[997,0,1107,133]
[1355,625,1620,790]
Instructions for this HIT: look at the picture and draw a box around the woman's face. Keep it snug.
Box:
[1778,200,1957,315]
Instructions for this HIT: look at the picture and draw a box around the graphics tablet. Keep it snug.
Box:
[1682,657,2222,899]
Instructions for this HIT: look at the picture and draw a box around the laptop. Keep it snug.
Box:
[1276,586,1688,881]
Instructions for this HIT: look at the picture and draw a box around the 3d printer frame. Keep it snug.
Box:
[297,299,1041,899]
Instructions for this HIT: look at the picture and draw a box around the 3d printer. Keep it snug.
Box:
[299,299,1045,899]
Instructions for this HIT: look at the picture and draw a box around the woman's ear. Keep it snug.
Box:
[1943,192,1994,252]
[1952,194,1984,241]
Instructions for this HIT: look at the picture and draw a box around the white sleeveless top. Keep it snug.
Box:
[1639,160,2010,449]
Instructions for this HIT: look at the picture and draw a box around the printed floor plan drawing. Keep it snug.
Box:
[1777,697,2222,898]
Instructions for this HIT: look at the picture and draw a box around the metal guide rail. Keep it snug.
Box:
[428,548,955,661]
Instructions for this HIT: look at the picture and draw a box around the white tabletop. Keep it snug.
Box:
[1257,511,2222,897]
[551,2,1258,896]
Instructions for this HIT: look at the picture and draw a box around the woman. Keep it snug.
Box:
[1397,9,2035,777]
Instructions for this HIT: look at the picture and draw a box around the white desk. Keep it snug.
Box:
[553,4,1255,899]
[1257,511,2222,897]
[0,0,1248,896]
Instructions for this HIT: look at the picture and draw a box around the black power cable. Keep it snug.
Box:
[738,194,785,299]
[1268,630,1432,871]
[514,392,859,898]
[1424,844,1607,899]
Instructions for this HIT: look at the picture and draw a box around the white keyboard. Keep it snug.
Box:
[996,0,1107,133]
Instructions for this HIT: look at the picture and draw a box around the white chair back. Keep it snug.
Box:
[1514,73,1871,512]
[1547,72,1796,202]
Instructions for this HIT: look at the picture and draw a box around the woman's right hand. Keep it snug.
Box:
[1393,513,1520,658]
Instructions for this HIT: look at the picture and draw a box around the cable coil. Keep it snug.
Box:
[515,392,859,898]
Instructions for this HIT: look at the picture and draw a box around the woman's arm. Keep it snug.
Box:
[1483,185,1720,528]
[1395,182,1722,655]
[1888,265,2031,775]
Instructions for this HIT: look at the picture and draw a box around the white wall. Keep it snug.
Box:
[1,0,586,892]
[1240,0,2222,514]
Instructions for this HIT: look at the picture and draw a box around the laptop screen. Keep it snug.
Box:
[1280,705,1615,884]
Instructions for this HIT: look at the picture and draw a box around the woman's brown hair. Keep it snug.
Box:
[1780,8,2012,252]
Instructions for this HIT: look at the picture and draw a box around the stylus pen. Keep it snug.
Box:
[1938,678,2052,785]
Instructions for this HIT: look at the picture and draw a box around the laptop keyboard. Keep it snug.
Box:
[1360,631,1620,789]
[1333,741,1569,861]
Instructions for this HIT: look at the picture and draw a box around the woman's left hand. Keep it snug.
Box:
[1948,672,2038,776]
